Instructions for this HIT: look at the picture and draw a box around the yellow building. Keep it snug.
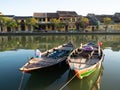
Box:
[33,11,79,32]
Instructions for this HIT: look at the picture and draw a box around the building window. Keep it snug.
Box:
[69,26,71,28]
[72,18,75,22]
[48,18,50,21]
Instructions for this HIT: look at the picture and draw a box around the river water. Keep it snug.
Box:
[0,34,120,90]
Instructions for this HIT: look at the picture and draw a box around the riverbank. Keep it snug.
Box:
[0,31,120,36]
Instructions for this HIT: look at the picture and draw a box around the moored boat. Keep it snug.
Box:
[20,42,74,72]
[67,65,104,90]
[67,42,104,79]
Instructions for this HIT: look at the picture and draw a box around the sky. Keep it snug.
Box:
[0,0,120,16]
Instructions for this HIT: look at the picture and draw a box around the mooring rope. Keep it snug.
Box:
[18,72,25,90]
[59,73,77,90]
[18,57,29,90]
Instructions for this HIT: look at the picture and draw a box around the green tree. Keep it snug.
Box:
[79,17,89,31]
[103,17,111,31]
[6,18,18,32]
[26,18,38,31]
[103,17,111,25]
[50,18,64,31]
[0,17,16,32]
[64,19,70,32]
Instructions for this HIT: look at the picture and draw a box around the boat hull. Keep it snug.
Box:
[74,59,102,79]
[67,65,104,90]
[20,57,68,73]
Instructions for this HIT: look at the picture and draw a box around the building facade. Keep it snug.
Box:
[0,11,120,32]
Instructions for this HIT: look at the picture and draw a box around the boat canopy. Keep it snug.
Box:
[83,46,93,51]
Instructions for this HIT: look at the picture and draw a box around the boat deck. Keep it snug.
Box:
[23,56,63,69]
[20,42,74,71]
[69,55,100,69]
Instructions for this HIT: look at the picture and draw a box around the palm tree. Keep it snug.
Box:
[5,18,11,32]
[9,20,18,32]
[0,16,18,32]
[26,18,38,31]
[5,17,18,32]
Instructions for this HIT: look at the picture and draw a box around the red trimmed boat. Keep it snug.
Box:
[20,42,74,73]
[67,42,104,79]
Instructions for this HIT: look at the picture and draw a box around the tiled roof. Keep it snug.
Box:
[33,12,59,18]
[0,12,3,15]
[14,16,32,20]
[0,15,15,18]
[57,11,78,17]
[112,16,120,23]
[47,13,59,18]
[33,13,47,18]
[95,15,113,22]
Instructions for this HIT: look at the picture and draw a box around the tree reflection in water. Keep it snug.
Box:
[0,35,120,51]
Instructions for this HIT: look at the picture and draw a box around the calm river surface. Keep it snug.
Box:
[0,34,120,90]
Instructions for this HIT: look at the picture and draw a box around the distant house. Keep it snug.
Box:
[33,11,79,31]
[95,13,120,30]
[14,16,32,31]
[57,11,78,31]
[33,12,59,31]
[47,13,59,30]
[0,15,14,19]
[95,14,113,23]
[57,11,78,17]
[1,11,120,32]
[0,12,3,15]
[113,13,120,23]
[114,13,120,17]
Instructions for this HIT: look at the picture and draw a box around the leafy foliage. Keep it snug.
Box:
[26,18,38,27]
[50,18,64,30]
[80,17,89,29]
[103,17,111,25]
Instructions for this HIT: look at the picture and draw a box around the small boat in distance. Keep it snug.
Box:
[67,42,104,79]
[20,42,74,72]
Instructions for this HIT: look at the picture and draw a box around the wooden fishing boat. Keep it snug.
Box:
[67,65,104,90]
[20,42,74,72]
[67,42,104,79]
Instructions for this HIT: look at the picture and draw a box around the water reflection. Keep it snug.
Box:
[24,64,69,90]
[0,35,120,90]
[0,35,120,51]
[24,64,104,90]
